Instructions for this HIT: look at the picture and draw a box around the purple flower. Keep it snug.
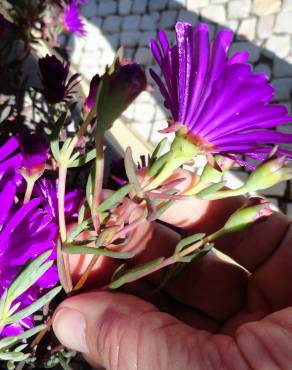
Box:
[19,134,49,180]
[150,22,292,161]
[34,178,83,225]
[64,3,86,37]
[0,177,58,337]
[0,136,23,186]
[38,54,80,104]
[85,73,100,110]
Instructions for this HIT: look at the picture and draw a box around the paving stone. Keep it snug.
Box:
[132,0,147,14]
[122,103,135,120]
[261,183,286,197]
[120,31,142,47]
[107,34,119,50]
[150,120,175,145]
[159,10,178,29]
[139,31,156,46]
[211,0,228,3]
[187,0,209,9]
[257,14,274,39]
[118,0,132,15]
[271,78,292,99]
[98,1,117,16]
[169,0,187,8]
[273,57,292,78]
[252,0,281,15]
[134,102,155,122]
[254,63,272,77]
[141,15,157,31]
[177,9,199,25]
[201,5,226,23]
[220,19,238,32]
[130,122,153,142]
[135,47,153,65]
[238,18,257,41]
[283,0,292,11]
[149,0,168,11]
[103,16,122,33]
[228,0,251,19]
[90,17,103,29]
[266,35,291,58]
[274,11,292,34]
[229,42,260,62]
[122,15,141,31]
[81,0,97,18]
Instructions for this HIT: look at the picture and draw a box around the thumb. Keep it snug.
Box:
[52,291,225,370]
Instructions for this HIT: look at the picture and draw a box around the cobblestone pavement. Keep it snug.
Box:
[67,0,292,214]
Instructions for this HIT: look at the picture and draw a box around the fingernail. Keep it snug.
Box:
[53,307,89,354]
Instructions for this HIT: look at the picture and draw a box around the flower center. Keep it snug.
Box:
[186,133,217,154]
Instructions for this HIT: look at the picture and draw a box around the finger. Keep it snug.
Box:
[53,291,249,370]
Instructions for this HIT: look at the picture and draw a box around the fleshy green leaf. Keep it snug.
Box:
[6,286,62,324]
[175,233,206,253]
[179,243,213,263]
[57,240,70,294]
[196,181,226,198]
[0,325,46,350]
[68,149,96,168]
[124,147,143,197]
[98,184,133,213]
[0,352,29,361]
[50,112,67,161]
[65,246,133,259]
[149,138,168,166]
[109,257,164,289]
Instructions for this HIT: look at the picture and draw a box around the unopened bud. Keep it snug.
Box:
[223,197,273,233]
[245,156,292,192]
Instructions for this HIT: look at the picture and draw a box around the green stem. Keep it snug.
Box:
[92,125,105,231]
[58,166,67,243]
[201,186,247,200]
[23,179,35,204]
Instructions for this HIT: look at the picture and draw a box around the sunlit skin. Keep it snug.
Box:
[54,169,292,370]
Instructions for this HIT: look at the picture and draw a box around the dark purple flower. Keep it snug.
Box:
[19,134,49,179]
[0,177,58,337]
[85,73,100,110]
[0,13,14,39]
[64,3,86,37]
[38,54,80,104]
[150,22,292,161]
[34,178,83,225]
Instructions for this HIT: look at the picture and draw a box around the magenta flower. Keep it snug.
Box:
[64,2,86,37]
[0,136,23,186]
[0,178,58,337]
[150,22,292,160]
[38,54,80,104]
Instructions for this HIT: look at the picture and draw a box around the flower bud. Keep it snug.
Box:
[223,197,273,234]
[19,134,49,181]
[96,57,147,129]
[84,73,100,111]
[244,156,292,192]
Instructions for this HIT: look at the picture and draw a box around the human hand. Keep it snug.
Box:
[53,171,292,370]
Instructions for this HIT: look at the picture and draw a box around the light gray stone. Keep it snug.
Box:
[90,17,103,28]
[177,10,199,24]
[169,0,187,8]
[107,34,119,50]
[221,19,238,32]
[274,11,292,34]
[201,5,226,23]
[238,18,257,41]
[252,0,281,15]
[229,42,260,62]
[211,0,228,3]
[283,0,292,11]
[103,16,122,33]
[266,35,291,58]
[273,57,292,78]
[141,15,157,31]
[132,0,147,14]
[271,78,292,100]
[98,1,117,16]
[122,15,141,31]
[81,0,97,18]
[257,15,274,39]
[149,0,168,11]
[139,31,157,46]
[134,102,155,122]
[135,47,153,65]
[118,0,132,15]
[287,204,292,218]
[120,31,142,47]
[261,183,286,197]
[254,63,271,77]
[159,10,178,29]
[187,0,209,9]
[130,121,152,142]
[228,0,251,19]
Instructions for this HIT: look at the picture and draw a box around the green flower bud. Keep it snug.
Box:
[223,197,273,234]
[245,157,292,192]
